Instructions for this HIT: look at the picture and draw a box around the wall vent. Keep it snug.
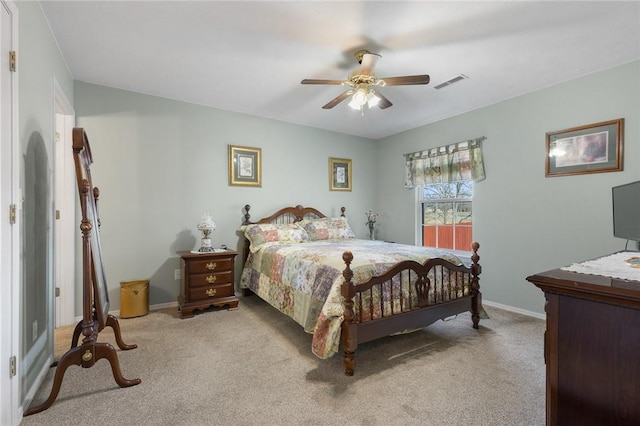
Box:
[434,74,469,89]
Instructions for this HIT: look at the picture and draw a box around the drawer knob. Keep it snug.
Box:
[206,275,217,284]
[206,288,217,297]
[206,262,217,271]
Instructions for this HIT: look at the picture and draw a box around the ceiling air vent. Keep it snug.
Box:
[434,74,469,90]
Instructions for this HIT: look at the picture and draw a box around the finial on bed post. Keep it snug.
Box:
[340,207,346,218]
[243,204,251,225]
[470,241,481,329]
[342,251,354,284]
[341,251,356,376]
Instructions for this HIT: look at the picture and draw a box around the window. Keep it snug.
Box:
[420,181,473,251]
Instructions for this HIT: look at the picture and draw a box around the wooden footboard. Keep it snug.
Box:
[340,242,481,376]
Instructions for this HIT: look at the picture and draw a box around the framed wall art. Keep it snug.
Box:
[329,157,352,191]
[229,145,262,187]
[546,118,623,177]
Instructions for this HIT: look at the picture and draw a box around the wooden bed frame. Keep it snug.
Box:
[241,204,482,375]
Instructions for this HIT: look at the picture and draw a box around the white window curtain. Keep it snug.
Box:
[404,137,486,188]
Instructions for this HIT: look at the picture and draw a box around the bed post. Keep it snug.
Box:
[241,204,252,263]
[242,204,251,225]
[341,251,357,376]
[470,241,482,329]
[240,205,253,297]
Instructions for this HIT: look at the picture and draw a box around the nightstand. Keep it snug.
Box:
[178,250,239,318]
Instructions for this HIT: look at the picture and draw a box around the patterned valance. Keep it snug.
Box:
[404,137,486,188]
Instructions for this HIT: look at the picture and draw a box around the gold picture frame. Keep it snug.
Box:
[545,118,624,177]
[329,157,352,191]
[229,145,262,187]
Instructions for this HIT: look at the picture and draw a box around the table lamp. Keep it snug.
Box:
[196,214,216,252]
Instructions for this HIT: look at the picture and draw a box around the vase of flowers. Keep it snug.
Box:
[366,209,378,240]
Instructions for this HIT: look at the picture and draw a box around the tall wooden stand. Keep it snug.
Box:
[24,129,140,416]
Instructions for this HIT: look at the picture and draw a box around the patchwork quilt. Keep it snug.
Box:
[239,239,464,359]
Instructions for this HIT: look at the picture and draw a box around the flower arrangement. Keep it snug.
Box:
[366,209,378,227]
[366,210,378,240]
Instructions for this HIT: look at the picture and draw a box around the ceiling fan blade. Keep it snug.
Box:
[301,79,345,85]
[372,90,393,109]
[360,53,381,75]
[322,91,352,109]
[380,75,430,86]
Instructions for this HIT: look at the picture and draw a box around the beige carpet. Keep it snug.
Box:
[22,296,545,425]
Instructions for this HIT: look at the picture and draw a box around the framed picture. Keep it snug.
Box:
[546,118,624,177]
[329,157,352,191]
[229,145,261,187]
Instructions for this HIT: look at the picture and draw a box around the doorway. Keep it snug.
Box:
[53,80,75,327]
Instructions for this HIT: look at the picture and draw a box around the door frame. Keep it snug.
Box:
[53,78,75,327]
[0,1,19,424]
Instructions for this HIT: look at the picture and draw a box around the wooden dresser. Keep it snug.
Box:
[178,250,239,319]
[527,256,640,426]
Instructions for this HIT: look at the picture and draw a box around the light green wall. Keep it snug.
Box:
[74,81,377,311]
[75,62,640,317]
[376,61,640,314]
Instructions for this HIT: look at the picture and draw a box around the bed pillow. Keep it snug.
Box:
[243,223,309,253]
[299,217,356,241]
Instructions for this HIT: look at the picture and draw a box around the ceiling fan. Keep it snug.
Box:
[301,49,430,111]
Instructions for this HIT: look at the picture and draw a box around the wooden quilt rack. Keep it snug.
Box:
[24,128,140,416]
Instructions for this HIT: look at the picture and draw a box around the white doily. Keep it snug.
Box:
[561,251,640,281]
[190,248,227,254]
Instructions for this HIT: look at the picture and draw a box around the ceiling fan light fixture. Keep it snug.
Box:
[367,91,380,108]
[348,98,361,110]
[349,88,368,110]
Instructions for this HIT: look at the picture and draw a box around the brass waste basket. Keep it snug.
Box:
[120,279,149,318]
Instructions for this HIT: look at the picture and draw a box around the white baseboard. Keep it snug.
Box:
[71,299,545,322]
[149,301,179,311]
[73,301,179,323]
[483,300,546,320]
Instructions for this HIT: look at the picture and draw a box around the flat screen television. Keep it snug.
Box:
[612,180,640,243]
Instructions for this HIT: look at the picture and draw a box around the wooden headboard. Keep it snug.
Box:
[241,204,346,263]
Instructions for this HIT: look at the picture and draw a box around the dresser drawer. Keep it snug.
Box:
[188,270,233,287]
[186,257,235,274]
[189,283,234,301]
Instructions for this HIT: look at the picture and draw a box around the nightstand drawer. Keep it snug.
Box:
[189,283,234,301]
[189,270,233,287]
[187,256,235,274]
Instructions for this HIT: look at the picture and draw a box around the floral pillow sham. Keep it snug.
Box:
[299,217,356,241]
[243,223,309,253]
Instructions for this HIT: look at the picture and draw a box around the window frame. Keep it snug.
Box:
[416,182,474,254]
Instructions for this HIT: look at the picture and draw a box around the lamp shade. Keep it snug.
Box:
[197,214,216,252]
[349,88,368,110]
[367,92,380,108]
[197,214,216,233]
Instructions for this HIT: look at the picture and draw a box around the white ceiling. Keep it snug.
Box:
[40,1,640,140]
